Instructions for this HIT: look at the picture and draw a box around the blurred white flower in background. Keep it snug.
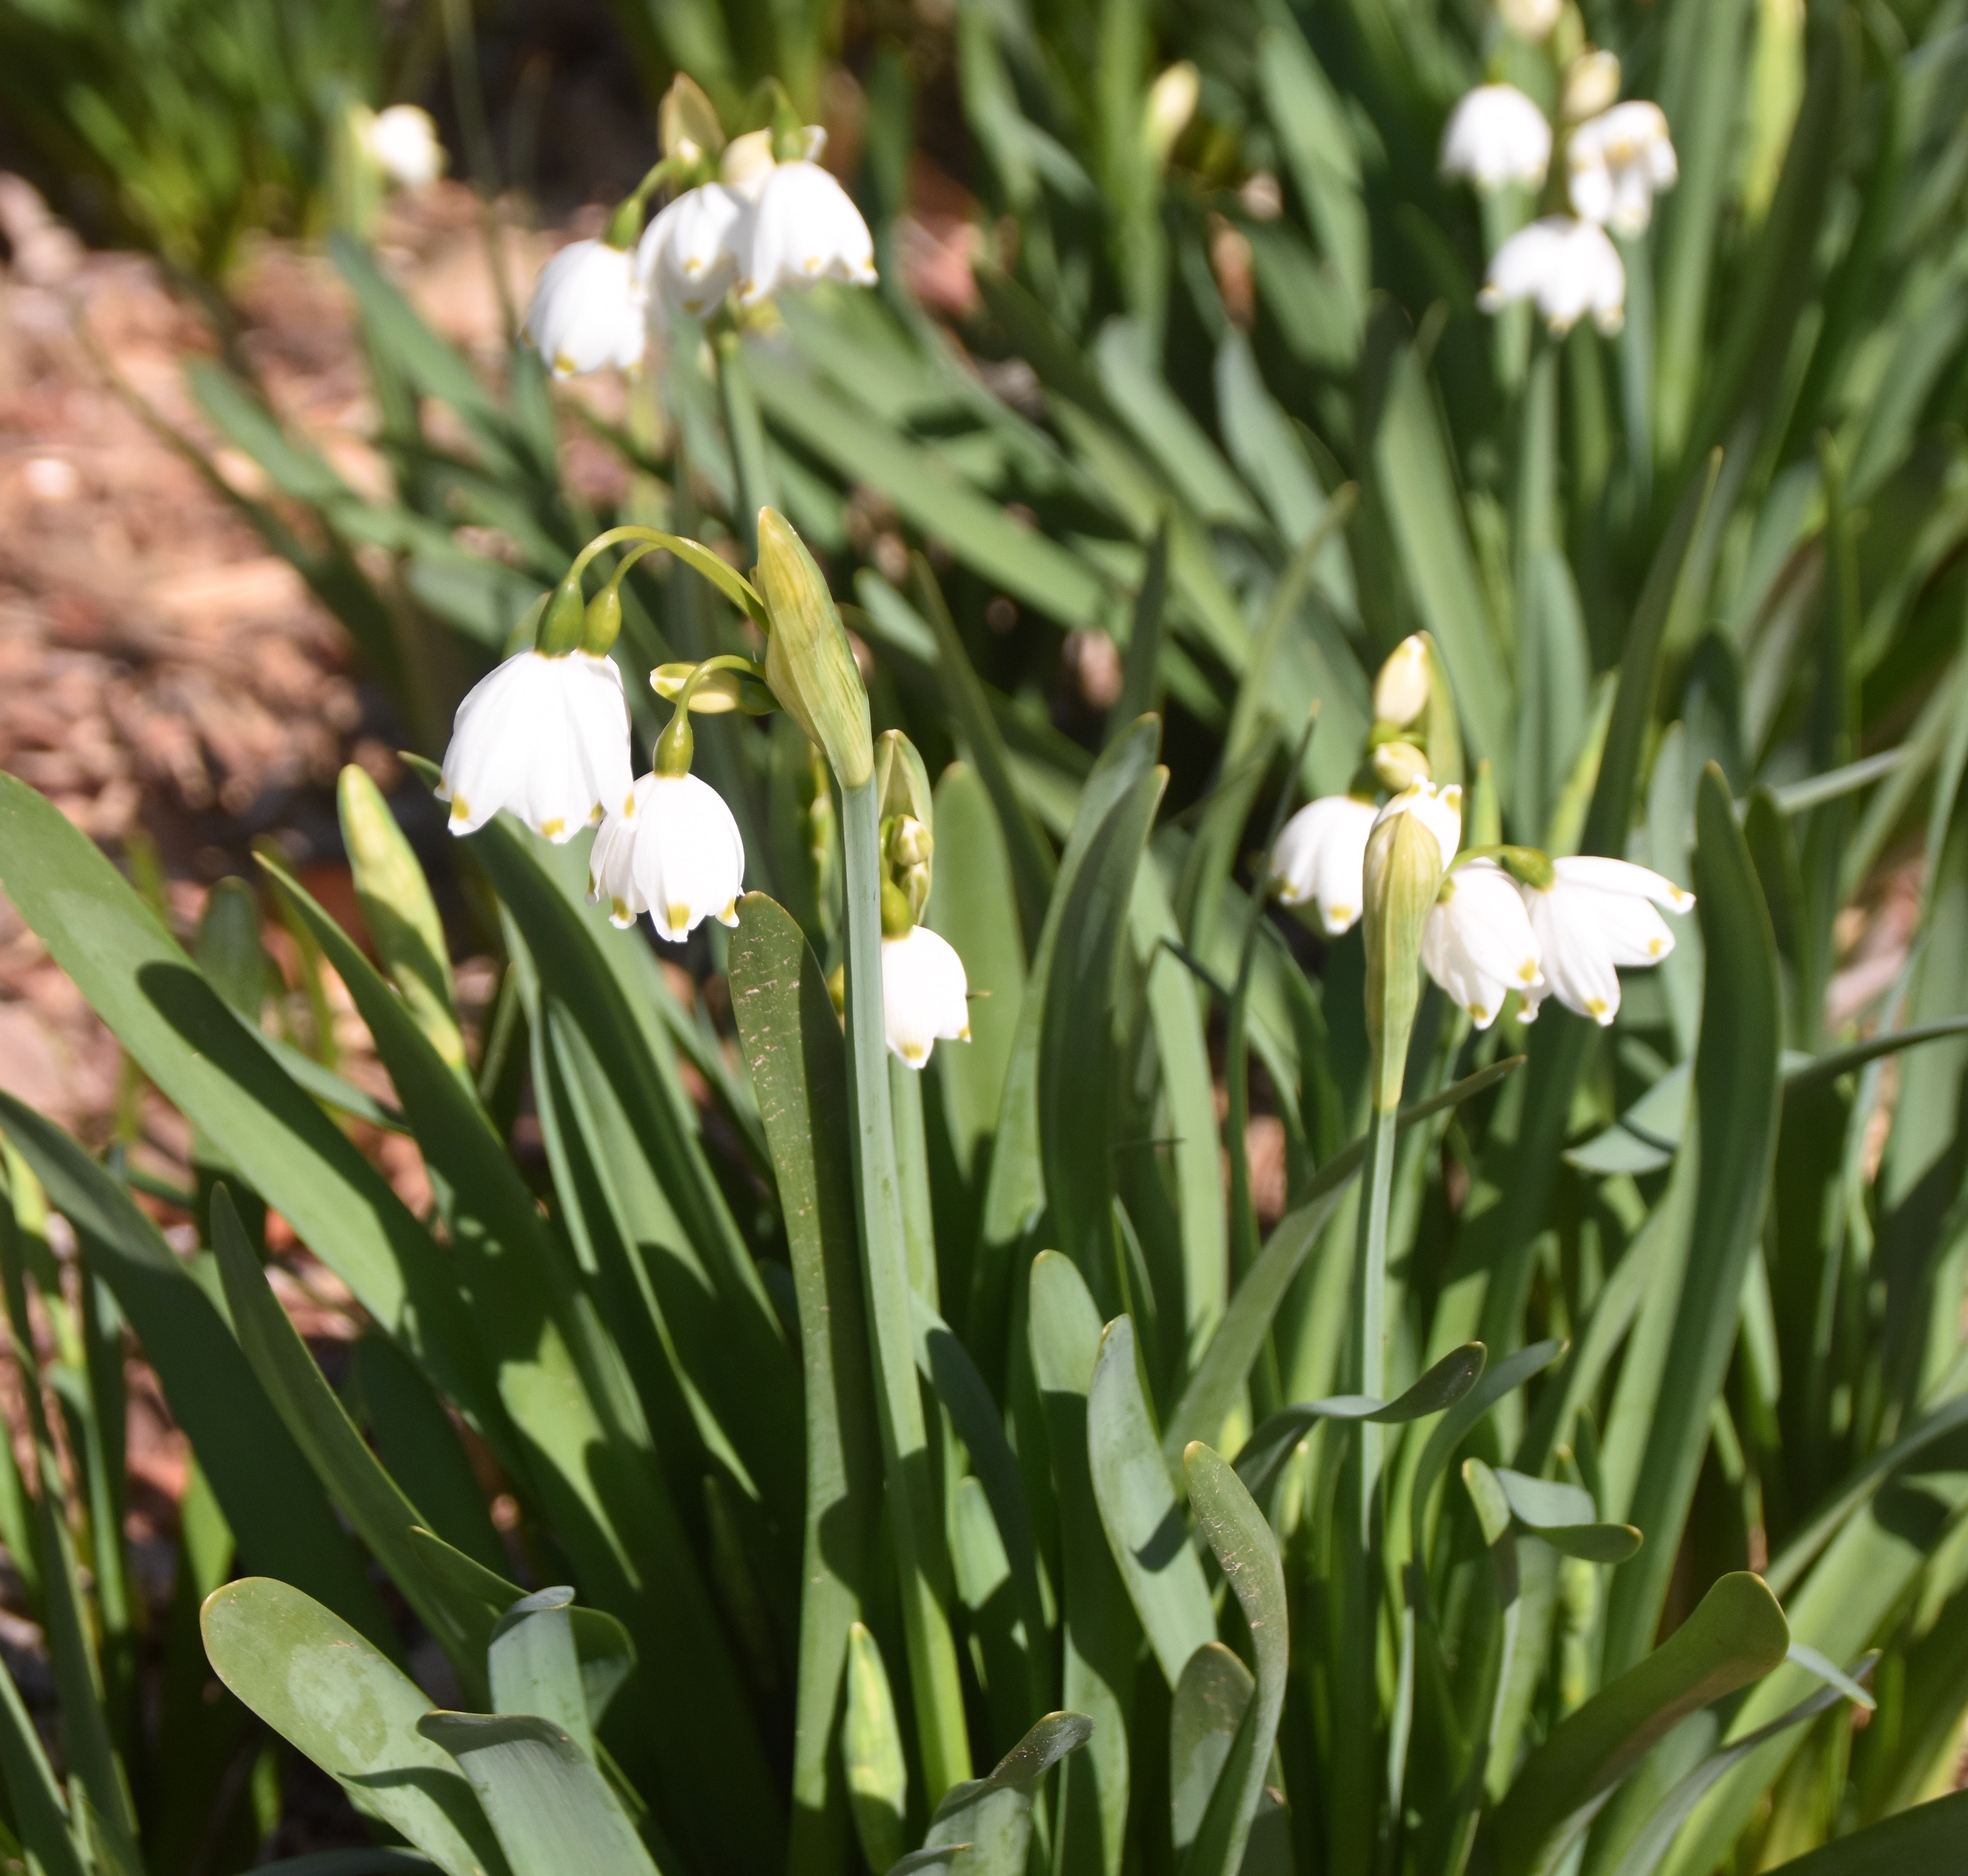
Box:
[439,651,633,841]
[589,772,746,940]
[1440,85,1553,191]
[1422,860,1543,1029]
[1272,795,1380,935]
[1517,857,1695,1024]
[638,182,747,323]
[525,239,647,377]
[740,160,878,304]
[1480,217,1626,333]
[1568,101,1679,236]
[1498,0,1563,40]
[362,104,445,190]
[1562,50,1624,122]
[882,924,972,1066]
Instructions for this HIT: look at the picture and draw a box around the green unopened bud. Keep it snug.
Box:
[604,195,643,249]
[536,575,588,656]
[651,662,776,715]
[654,707,695,778]
[582,585,623,655]
[758,507,872,788]
[1495,844,1556,891]
[660,73,725,163]
[1144,62,1200,166]
[1372,740,1432,792]
[1373,634,1432,728]
[1363,802,1449,1112]
[880,878,915,937]
[885,815,933,872]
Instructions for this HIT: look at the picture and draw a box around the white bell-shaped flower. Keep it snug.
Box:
[524,239,647,378]
[1568,102,1679,237]
[739,160,877,304]
[1518,856,1695,1026]
[365,105,445,189]
[588,772,745,941]
[882,923,971,1066]
[1374,781,1463,869]
[440,651,634,842]
[1271,795,1379,936]
[1478,217,1626,334]
[1440,86,1553,191]
[1422,860,1542,1029]
[638,183,746,324]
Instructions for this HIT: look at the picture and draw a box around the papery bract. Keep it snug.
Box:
[589,771,745,941]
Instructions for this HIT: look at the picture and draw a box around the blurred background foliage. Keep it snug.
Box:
[3,0,1968,1870]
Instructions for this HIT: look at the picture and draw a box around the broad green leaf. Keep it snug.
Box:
[417,1714,661,1876]
[1757,1788,1968,1876]
[202,1579,510,1876]
[1180,1444,1288,1876]
[1490,1573,1789,1876]
[490,1589,591,1755]
[1492,1468,1643,1564]
[845,1622,909,1876]
[728,893,881,1869]
[1088,1315,1215,1686]
[1603,768,1782,1672]
[0,1094,390,1644]
[1030,1250,1135,1876]
[921,1713,1094,1876]
[1170,1643,1254,1858]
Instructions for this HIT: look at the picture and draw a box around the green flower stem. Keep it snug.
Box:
[889,1057,940,1310]
[840,775,972,1802]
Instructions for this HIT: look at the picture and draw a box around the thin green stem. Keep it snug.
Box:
[840,777,972,1803]
[889,1058,940,1310]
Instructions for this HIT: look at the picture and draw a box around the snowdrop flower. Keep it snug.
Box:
[589,772,745,940]
[365,105,445,189]
[1498,0,1562,39]
[740,160,877,304]
[1272,795,1379,935]
[1423,860,1542,1029]
[440,651,633,842]
[1479,217,1626,334]
[1517,857,1694,1026]
[1568,102,1679,237]
[1440,86,1553,192]
[882,923,971,1066]
[1374,634,1433,728]
[525,239,647,378]
[638,182,746,322]
[1374,781,1463,870]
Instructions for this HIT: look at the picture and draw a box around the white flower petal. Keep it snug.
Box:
[589,772,745,940]
[1480,217,1626,335]
[1423,861,1542,1029]
[1271,795,1378,935]
[882,924,971,1066]
[738,160,877,304]
[1551,855,1695,913]
[524,240,647,378]
[1374,782,1463,870]
[638,183,746,325]
[366,105,444,189]
[1441,85,1553,191]
[1568,102,1677,237]
[439,651,633,841]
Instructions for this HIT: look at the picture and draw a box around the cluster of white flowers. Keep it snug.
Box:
[1273,633,1692,1028]
[524,118,877,380]
[1438,16,1679,335]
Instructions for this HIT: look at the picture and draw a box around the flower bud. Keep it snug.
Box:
[1144,63,1200,166]
[1373,634,1432,727]
[1372,740,1432,792]
[758,507,873,788]
[660,73,725,164]
[651,662,776,714]
[582,584,623,655]
[1562,49,1622,121]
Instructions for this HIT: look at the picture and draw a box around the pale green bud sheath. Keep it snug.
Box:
[579,542,658,657]
[757,507,873,789]
[534,573,589,656]
[1363,805,1450,1116]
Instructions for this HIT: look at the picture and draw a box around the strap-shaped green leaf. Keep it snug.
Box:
[490,1589,590,1755]
[417,1714,661,1876]
[1489,1572,1790,1876]
[845,1622,909,1875]
[1170,1643,1254,1858]
[202,1578,510,1876]
[1088,1315,1215,1686]
[1758,1787,1968,1876]
[921,1712,1095,1875]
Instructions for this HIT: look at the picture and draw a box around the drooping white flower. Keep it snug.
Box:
[440,651,634,842]
[1517,856,1695,1026]
[1272,795,1379,936]
[1440,86,1553,192]
[589,771,745,941]
[1568,102,1679,237]
[365,105,445,189]
[1374,634,1432,728]
[1498,0,1562,40]
[1374,781,1463,870]
[738,160,877,304]
[1423,860,1542,1029]
[882,923,971,1066]
[1478,217,1626,334]
[637,182,746,323]
[524,239,647,378]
